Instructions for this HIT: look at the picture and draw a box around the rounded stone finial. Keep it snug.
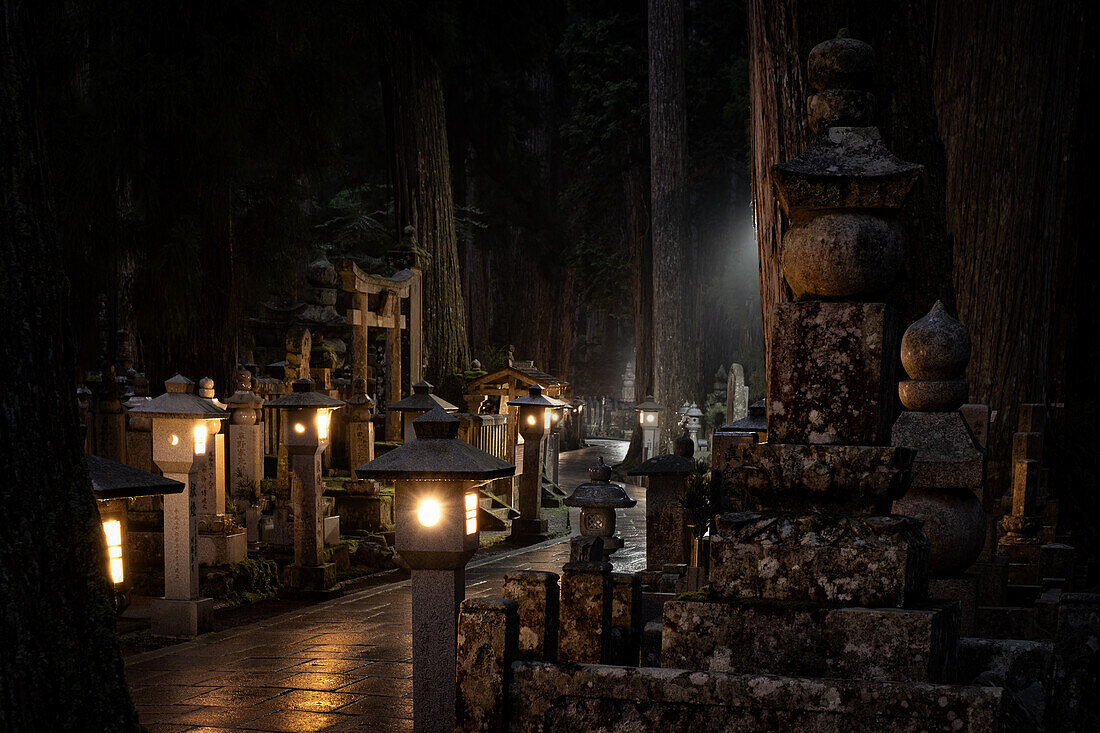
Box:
[898,301,971,411]
[807,31,875,91]
[589,457,612,483]
[471,358,481,371]
[198,377,216,399]
[901,301,971,380]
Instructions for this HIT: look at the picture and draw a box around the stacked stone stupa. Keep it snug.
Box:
[670,31,1000,726]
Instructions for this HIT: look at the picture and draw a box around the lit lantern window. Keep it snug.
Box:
[102,519,124,584]
[418,498,442,527]
[526,414,536,426]
[193,424,207,455]
[169,434,180,446]
[465,493,478,535]
[294,422,306,434]
[316,410,330,441]
[543,409,551,431]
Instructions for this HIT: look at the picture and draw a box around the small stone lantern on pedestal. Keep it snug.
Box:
[355,407,515,733]
[508,384,557,543]
[635,396,664,460]
[225,369,265,545]
[129,374,228,637]
[265,378,344,594]
[389,379,459,443]
[564,458,637,562]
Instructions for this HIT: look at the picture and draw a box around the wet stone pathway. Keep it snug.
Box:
[126,439,641,732]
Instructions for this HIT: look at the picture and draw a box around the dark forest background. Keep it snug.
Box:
[36,0,762,405]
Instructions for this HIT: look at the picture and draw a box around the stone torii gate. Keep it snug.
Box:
[338,260,424,442]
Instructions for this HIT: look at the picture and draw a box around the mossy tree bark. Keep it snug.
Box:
[383,14,471,390]
[649,0,696,448]
[934,1,1088,498]
[0,1,142,729]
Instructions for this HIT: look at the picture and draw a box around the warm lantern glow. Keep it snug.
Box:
[543,409,551,431]
[646,413,655,424]
[417,498,442,527]
[551,410,560,423]
[103,519,124,584]
[169,434,180,446]
[193,424,207,455]
[465,493,478,535]
[316,410,330,441]
[294,422,306,434]
[526,414,536,426]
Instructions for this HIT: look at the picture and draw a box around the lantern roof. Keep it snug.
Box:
[627,453,693,477]
[128,374,229,419]
[718,399,767,433]
[635,395,664,412]
[354,406,515,480]
[564,458,636,509]
[507,384,558,408]
[87,454,185,499]
[265,378,344,409]
[389,380,458,413]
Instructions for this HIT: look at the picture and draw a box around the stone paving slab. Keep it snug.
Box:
[127,440,640,731]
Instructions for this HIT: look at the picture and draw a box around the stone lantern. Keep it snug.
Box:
[543,393,569,486]
[128,374,228,636]
[355,407,515,733]
[88,454,184,613]
[627,453,693,570]
[389,379,459,443]
[634,396,664,460]
[225,368,265,544]
[685,402,704,453]
[564,458,637,562]
[508,384,558,543]
[265,378,344,594]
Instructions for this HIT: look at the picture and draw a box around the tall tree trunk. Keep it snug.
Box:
[383,18,471,390]
[0,1,141,728]
[621,133,654,470]
[748,0,953,376]
[649,0,694,446]
[933,1,1085,497]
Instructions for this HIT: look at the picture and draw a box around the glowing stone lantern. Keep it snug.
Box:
[508,384,559,543]
[128,374,228,636]
[635,396,664,460]
[87,454,184,613]
[388,379,459,443]
[265,378,344,594]
[355,406,514,733]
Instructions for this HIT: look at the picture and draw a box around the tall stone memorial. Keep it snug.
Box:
[683,30,1000,725]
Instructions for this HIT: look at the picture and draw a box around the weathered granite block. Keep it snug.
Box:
[661,599,958,683]
[1039,542,1074,583]
[640,621,663,668]
[768,301,900,445]
[975,607,1039,641]
[508,662,1002,733]
[929,575,979,637]
[710,512,930,607]
[891,411,983,491]
[1051,593,1100,733]
[719,443,915,513]
[608,572,641,666]
[501,570,560,662]
[559,560,611,664]
[957,637,1054,730]
[457,597,519,733]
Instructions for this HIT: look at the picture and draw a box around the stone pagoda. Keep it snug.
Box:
[694,29,1000,725]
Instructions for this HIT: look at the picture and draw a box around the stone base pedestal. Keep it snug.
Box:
[323,515,340,547]
[710,512,930,607]
[151,597,214,637]
[509,518,549,545]
[970,556,1008,606]
[282,562,339,595]
[662,599,959,683]
[245,506,262,545]
[334,491,394,532]
[929,574,979,637]
[198,529,248,566]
